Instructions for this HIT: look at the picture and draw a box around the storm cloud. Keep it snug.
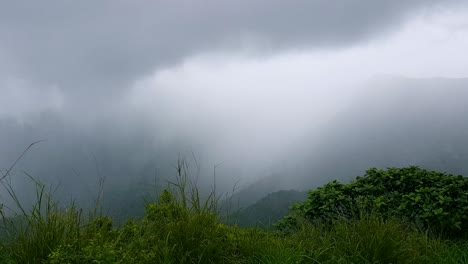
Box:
[0,0,464,101]
[1,1,468,210]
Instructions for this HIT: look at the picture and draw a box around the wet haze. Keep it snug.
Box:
[1,1,468,207]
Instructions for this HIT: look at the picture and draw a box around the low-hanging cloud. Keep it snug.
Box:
[0,0,465,106]
[1,1,468,208]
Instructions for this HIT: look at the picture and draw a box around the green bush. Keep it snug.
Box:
[47,190,249,263]
[279,166,468,238]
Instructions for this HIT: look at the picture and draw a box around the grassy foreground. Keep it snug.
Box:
[0,188,467,263]
[1,159,468,263]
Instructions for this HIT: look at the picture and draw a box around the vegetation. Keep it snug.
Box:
[279,167,468,238]
[1,164,468,263]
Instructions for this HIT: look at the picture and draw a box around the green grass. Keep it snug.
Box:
[1,155,468,263]
[0,175,84,263]
[2,184,468,263]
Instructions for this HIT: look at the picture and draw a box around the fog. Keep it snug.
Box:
[1,1,468,212]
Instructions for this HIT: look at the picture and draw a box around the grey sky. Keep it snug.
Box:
[1,1,468,199]
[0,0,464,100]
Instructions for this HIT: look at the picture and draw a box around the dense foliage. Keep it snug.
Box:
[2,166,468,263]
[4,189,468,264]
[279,166,468,237]
[46,190,249,263]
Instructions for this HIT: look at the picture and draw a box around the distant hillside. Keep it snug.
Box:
[226,77,468,206]
[228,190,308,229]
[224,172,301,209]
[298,77,468,183]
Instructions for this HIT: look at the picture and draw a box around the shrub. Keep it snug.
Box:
[47,189,248,263]
[279,166,468,238]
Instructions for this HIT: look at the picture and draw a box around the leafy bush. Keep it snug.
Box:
[279,166,468,237]
[47,190,247,263]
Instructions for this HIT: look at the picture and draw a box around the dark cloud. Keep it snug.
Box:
[0,0,463,99]
[1,1,468,212]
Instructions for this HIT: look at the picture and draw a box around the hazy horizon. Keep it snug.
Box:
[1,1,468,209]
